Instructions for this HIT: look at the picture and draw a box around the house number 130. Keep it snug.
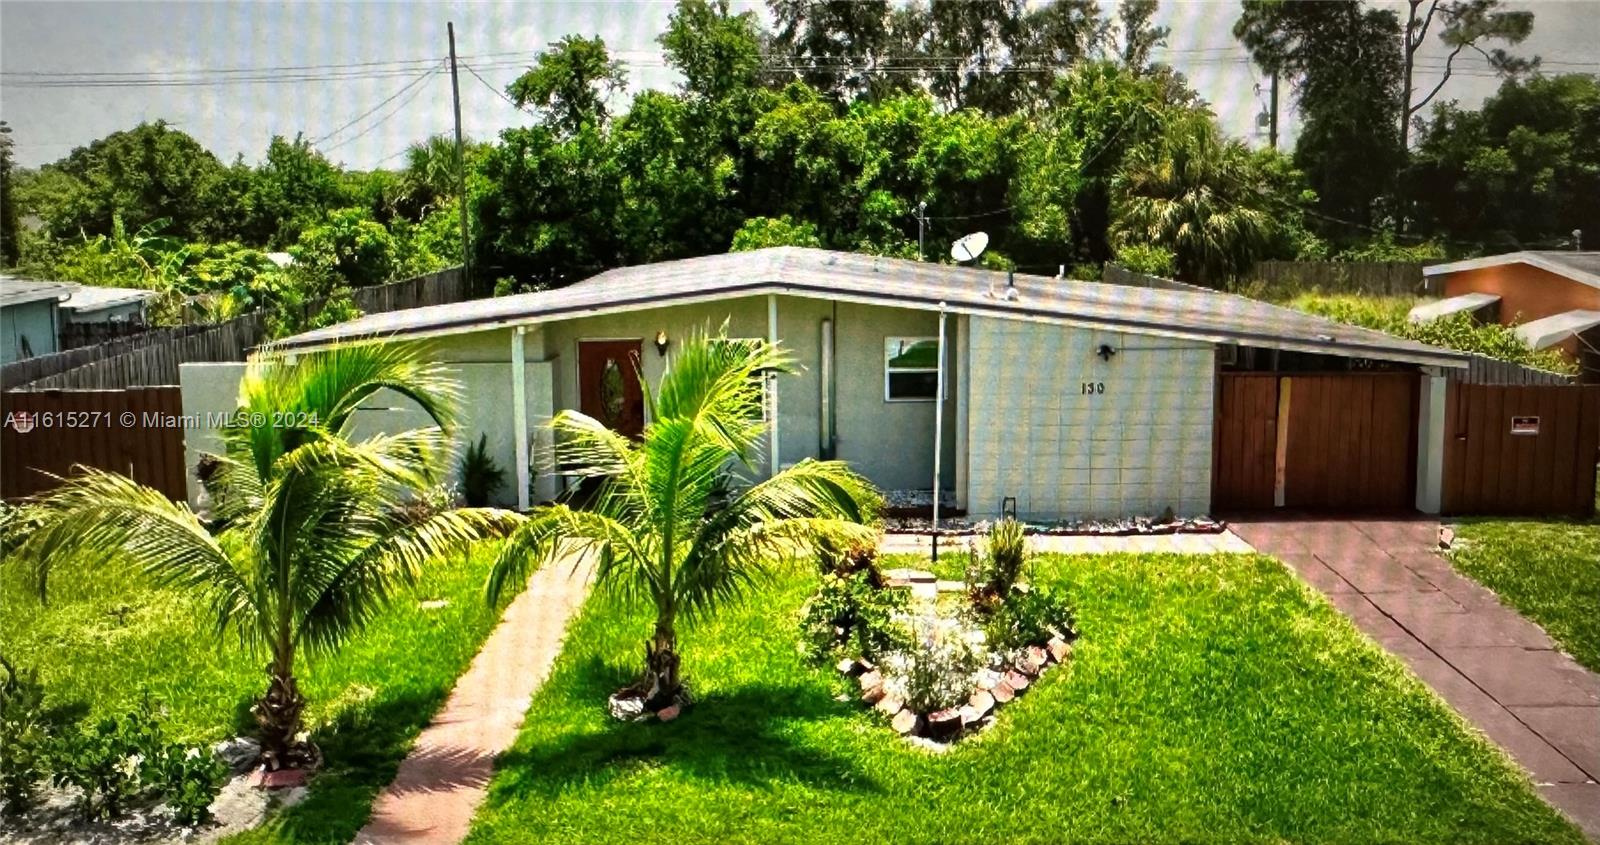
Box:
[1081,381,1105,395]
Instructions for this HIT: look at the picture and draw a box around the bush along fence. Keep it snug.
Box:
[0,267,466,502]
[1243,260,1435,298]
[2,267,463,391]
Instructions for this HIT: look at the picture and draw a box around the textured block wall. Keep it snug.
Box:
[964,317,1215,520]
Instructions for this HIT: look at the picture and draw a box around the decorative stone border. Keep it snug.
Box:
[882,515,1227,537]
[836,634,1073,746]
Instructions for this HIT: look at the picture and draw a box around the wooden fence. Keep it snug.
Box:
[1441,383,1600,518]
[1243,261,1435,297]
[1,387,187,501]
[3,267,464,391]
[1453,354,1574,386]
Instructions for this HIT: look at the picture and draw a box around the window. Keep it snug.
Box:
[884,337,941,401]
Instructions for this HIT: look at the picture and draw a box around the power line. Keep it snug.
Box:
[320,71,439,155]
[461,62,534,115]
[311,66,440,146]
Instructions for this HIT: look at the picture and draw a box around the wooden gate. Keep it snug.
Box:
[1,388,187,501]
[1214,372,1419,512]
[1442,384,1600,517]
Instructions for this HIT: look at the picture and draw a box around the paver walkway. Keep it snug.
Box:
[881,530,1254,556]
[1231,518,1600,841]
[354,555,595,845]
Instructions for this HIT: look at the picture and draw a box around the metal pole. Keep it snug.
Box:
[1268,71,1280,150]
[448,22,473,294]
[917,201,927,262]
[931,305,947,534]
[768,294,780,478]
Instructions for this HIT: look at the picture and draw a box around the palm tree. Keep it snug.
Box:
[15,345,515,769]
[1109,112,1276,285]
[486,330,880,712]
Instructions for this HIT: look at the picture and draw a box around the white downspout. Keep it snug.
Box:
[932,304,947,531]
[820,317,833,458]
[511,326,530,511]
[768,294,780,477]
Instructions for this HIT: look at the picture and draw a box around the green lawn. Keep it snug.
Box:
[0,543,520,845]
[465,552,1581,845]
[1449,519,1600,673]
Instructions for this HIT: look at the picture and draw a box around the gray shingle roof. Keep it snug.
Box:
[274,247,1468,368]
[0,275,77,308]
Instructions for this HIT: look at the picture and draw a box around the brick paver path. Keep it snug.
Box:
[353,555,595,845]
[1231,518,1600,841]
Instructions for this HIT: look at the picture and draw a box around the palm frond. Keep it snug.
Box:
[485,504,642,606]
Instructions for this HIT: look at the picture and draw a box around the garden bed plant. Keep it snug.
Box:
[801,519,1077,745]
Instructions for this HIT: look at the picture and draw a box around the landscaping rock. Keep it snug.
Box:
[991,680,1015,703]
[891,708,921,735]
[859,670,886,704]
[967,690,995,720]
[959,703,984,728]
[249,766,308,789]
[1027,645,1049,666]
[607,693,648,721]
[836,656,862,676]
[1438,526,1455,550]
[927,708,962,740]
[875,695,904,716]
[1003,669,1030,692]
[214,736,261,774]
[656,704,681,722]
[1047,636,1071,663]
[975,669,1000,691]
[1017,653,1043,677]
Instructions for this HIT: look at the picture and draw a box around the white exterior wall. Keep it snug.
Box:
[964,317,1215,520]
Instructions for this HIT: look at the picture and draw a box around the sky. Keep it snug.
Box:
[2,0,1597,171]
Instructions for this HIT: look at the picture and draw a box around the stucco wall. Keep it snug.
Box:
[964,317,1214,520]
[1,300,60,363]
[178,357,555,509]
[1441,265,1600,327]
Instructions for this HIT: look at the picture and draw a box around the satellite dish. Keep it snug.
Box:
[951,231,989,264]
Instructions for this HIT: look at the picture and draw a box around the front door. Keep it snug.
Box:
[577,340,646,437]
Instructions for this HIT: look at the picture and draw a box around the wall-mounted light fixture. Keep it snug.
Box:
[654,330,670,357]
[1096,343,1117,362]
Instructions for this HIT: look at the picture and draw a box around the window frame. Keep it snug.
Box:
[883,335,942,403]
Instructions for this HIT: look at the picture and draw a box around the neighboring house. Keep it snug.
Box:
[181,248,1468,519]
[0,275,74,364]
[1418,252,1600,374]
[60,285,156,326]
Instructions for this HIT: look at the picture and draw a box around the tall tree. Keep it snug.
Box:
[1115,0,1169,71]
[0,121,18,267]
[509,35,629,136]
[766,0,899,103]
[1235,1,1405,232]
[17,346,513,770]
[1401,0,1535,149]
[660,0,764,102]
[34,121,228,242]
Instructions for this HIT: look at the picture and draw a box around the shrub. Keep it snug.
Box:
[51,712,153,820]
[0,656,52,815]
[984,587,1078,653]
[1288,294,1574,373]
[799,571,910,662]
[460,434,507,507]
[885,617,984,713]
[1114,244,1177,277]
[968,518,1028,609]
[144,744,226,826]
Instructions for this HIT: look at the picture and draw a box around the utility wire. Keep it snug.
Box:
[312,65,440,146]
[321,71,438,154]
[461,62,534,115]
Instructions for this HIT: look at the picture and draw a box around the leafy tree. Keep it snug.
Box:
[485,330,879,711]
[0,121,17,267]
[660,0,765,102]
[1115,0,1169,71]
[15,346,514,769]
[245,135,351,247]
[289,207,397,289]
[1401,0,1536,148]
[509,35,629,136]
[1408,73,1599,250]
[1110,111,1276,284]
[766,0,901,103]
[1236,1,1406,232]
[730,215,823,250]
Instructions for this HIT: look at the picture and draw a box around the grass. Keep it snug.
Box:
[464,552,1582,845]
[0,543,520,845]
[1448,519,1600,673]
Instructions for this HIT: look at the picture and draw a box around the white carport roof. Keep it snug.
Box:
[1408,292,1500,324]
[61,285,158,314]
[1515,310,1600,350]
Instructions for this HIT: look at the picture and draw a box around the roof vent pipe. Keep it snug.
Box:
[1004,271,1019,301]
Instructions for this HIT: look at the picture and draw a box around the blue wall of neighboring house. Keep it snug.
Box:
[1,299,60,363]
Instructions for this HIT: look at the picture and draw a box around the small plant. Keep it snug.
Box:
[460,433,507,507]
[0,656,52,815]
[146,745,226,825]
[800,570,910,662]
[885,617,984,713]
[51,713,152,821]
[969,518,1028,610]
[985,587,1078,653]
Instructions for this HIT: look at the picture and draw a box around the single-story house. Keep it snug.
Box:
[0,276,74,363]
[181,248,1468,520]
[1418,252,1600,370]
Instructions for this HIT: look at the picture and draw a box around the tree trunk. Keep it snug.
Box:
[640,618,682,710]
[253,670,318,771]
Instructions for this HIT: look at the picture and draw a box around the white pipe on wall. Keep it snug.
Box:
[932,304,948,531]
[511,326,530,511]
[768,294,780,477]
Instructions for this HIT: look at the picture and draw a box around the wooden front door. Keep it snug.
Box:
[577,340,646,437]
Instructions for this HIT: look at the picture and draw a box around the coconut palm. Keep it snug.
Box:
[486,330,880,711]
[1109,111,1276,285]
[15,345,515,769]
